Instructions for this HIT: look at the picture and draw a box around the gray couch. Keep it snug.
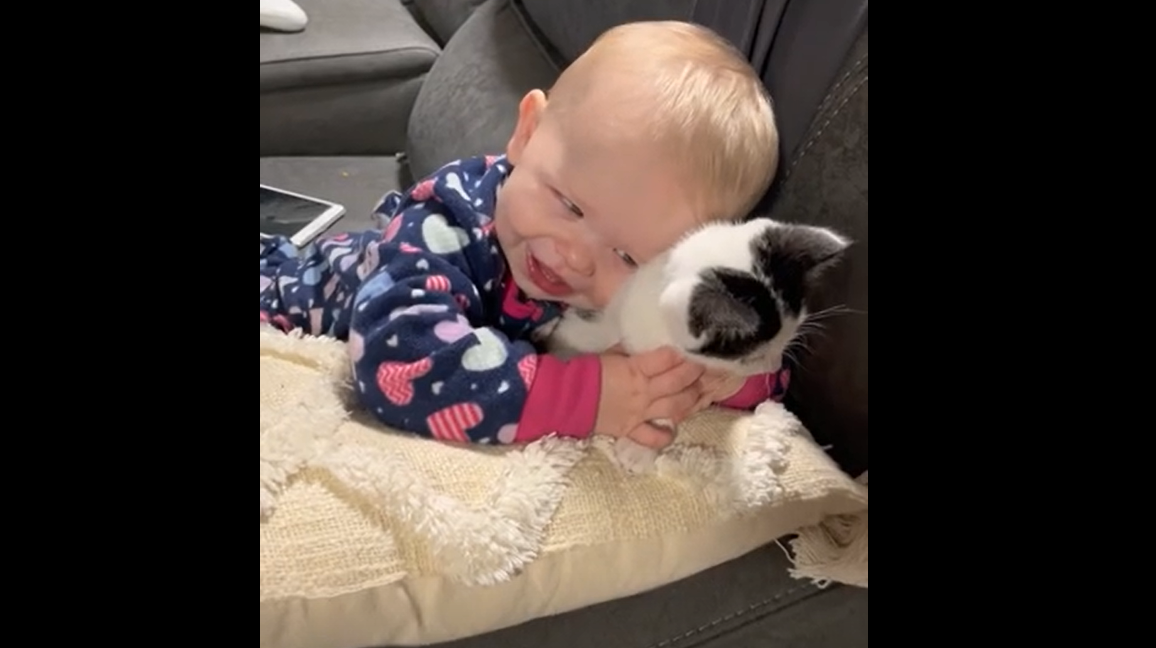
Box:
[260,0,868,645]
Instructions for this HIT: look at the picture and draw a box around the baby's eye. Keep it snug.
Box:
[559,195,583,217]
[615,249,638,268]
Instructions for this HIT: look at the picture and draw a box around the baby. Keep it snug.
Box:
[259,21,785,449]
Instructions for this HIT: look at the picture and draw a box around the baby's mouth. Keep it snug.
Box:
[526,253,573,297]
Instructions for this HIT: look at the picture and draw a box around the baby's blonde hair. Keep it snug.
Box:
[548,21,779,221]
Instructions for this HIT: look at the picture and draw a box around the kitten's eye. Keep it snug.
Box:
[615,249,638,268]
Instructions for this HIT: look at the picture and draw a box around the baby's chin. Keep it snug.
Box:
[522,284,596,310]
[558,294,598,310]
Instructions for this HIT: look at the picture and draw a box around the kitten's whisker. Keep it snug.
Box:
[806,304,862,322]
[795,333,826,350]
[783,348,810,374]
[784,320,834,361]
[783,336,815,362]
[793,326,829,347]
[796,321,828,336]
[790,340,816,357]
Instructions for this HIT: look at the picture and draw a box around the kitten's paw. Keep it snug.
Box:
[613,437,659,474]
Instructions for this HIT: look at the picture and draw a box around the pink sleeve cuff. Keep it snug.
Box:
[717,374,774,410]
[516,354,601,442]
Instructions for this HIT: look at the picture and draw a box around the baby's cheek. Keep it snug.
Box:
[587,273,628,310]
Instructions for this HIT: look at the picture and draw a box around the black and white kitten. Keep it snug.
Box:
[545,217,850,473]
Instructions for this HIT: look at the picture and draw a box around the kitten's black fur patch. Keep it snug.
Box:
[688,269,780,359]
[688,222,848,360]
[752,223,847,314]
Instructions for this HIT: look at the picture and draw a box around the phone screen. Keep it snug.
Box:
[261,186,336,237]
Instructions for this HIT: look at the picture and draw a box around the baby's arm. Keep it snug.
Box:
[349,233,602,444]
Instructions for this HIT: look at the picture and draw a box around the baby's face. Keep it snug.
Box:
[495,91,703,310]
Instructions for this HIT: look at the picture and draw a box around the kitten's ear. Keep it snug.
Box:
[757,223,851,279]
[752,221,851,313]
[794,225,851,275]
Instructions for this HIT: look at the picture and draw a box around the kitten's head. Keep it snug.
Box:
[658,217,850,375]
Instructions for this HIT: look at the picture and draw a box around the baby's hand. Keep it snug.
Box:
[700,369,748,405]
[594,346,706,447]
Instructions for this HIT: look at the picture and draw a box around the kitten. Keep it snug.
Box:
[545,217,850,474]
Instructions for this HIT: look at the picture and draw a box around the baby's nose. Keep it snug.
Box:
[556,238,594,277]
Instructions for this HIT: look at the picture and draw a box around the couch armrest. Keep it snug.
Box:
[260,0,440,156]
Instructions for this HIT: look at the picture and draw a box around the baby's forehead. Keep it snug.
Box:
[615,205,712,262]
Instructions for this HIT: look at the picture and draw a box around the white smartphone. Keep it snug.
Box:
[260,184,347,248]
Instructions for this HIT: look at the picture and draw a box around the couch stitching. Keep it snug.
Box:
[811,55,867,117]
[645,584,808,648]
[507,0,566,73]
[785,73,868,180]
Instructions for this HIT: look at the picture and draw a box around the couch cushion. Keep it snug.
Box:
[260,0,440,156]
[412,0,488,43]
[514,0,695,64]
[259,328,868,648]
[406,0,560,179]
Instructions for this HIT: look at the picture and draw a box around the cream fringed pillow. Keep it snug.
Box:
[260,329,869,648]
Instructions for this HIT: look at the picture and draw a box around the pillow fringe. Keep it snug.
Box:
[786,470,868,588]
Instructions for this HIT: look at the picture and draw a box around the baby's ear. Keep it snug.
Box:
[507,90,547,165]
